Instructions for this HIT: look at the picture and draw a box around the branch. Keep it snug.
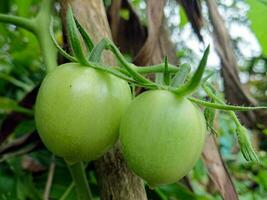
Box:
[0,14,36,33]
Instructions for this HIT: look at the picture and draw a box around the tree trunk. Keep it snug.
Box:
[60,1,147,199]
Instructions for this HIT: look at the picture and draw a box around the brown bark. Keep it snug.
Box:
[111,0,177,65]
[202,135,238,200]
[176,0,204,41]
[60,1,147,200]
[133,0,168,65]
[107,0,147,57]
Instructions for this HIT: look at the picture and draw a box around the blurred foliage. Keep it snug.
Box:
[0,0,44,102]
[246,0,267,56]
[0,0,266,199]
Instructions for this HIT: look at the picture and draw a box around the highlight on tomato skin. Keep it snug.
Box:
[119,90,207,186]
[34,63,132,164]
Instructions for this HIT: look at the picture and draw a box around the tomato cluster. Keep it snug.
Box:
[35,63,207,185]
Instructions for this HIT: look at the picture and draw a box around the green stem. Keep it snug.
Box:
[92,62,179,76]
[154,188,168,200]
[202,83,259,162]
[202,84,267,111]
[104,39,158,87]
[133,63,178,74]
[14,107,34,116]
[0,72,31,91]
[59,182,75,200]
[67,162,92,200]
[34,0,57,72]
[0,14,35,33]
[188,97,266,111]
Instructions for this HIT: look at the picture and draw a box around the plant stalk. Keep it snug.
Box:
[34,0,57,72]
[67,161,93,200]
[0,14,35,33]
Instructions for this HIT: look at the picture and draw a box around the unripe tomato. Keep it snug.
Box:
[35,63,132,163]
[120,90,206,186]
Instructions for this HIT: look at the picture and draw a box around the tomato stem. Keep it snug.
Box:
[67,161,93,200]
[103,39,158,88]
[202,83,259,162]
[188,97,267,111]
[34,0,57,72]
[132,63,178,74]
[0,14,35,33]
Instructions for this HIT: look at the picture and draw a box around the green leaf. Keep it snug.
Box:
[66,6,87,65]
[0,162,17,198]
[0,0,10,13]
[163,56,170,85]
[0,97,33,115]
[155,73,164,85]
[179,6,188,28]
[75,18,94,52]
[256,169,267,189]
[171,63,191,87]
[236,125,259,162]
[158,183,199,200]
[247,0,267,56]
[14,120,35,138]
[173,45,210,96]
[88,39,106,62]
[15,0,32,17]
[0,72,31,91]
[119,9,130,20]
[50,18,77,62]
[202,83,260,162]
[6,157,42,200]
[204,107,218,135]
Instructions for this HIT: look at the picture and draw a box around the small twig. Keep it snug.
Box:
[44,155,56,200]
[0,143,38,162]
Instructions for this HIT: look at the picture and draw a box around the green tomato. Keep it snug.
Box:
[120,90,206,186]
[35,63,132,163]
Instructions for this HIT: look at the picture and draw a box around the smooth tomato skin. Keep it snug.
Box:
[120,90,206,186]
[35,63,132,163]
